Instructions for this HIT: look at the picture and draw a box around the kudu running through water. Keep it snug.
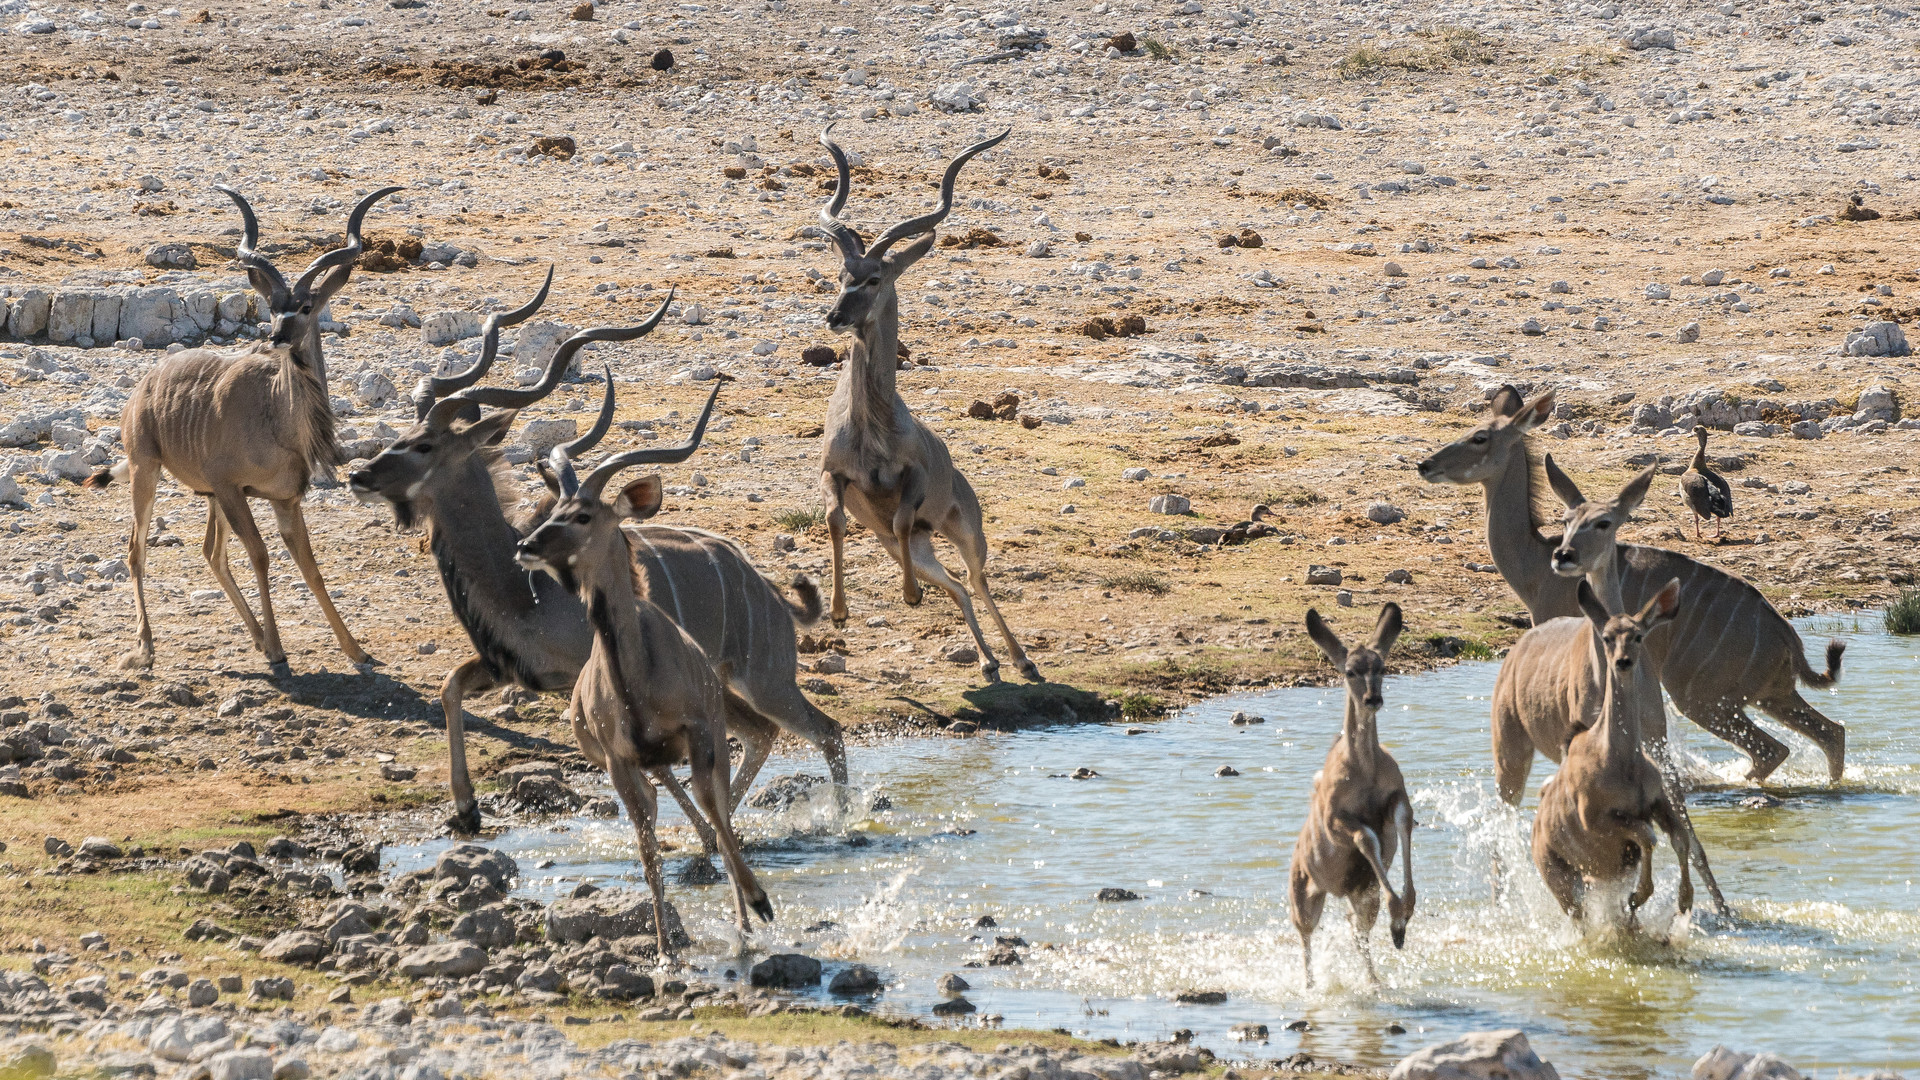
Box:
[88,184,401,671]
[1491,458,1726,912]
[1289,603,1416,987]
[1416,385,1845,782]
[518,436,775,953]
[350,286,846,836]
[808,125,1039,685]
[1532,578,1698,930]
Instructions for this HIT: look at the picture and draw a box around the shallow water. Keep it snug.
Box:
[389,612,1920,1076]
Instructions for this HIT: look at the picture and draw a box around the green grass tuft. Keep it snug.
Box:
[773,506,825,532]
[1887,588,1920,635]
[1117,693,1166,721]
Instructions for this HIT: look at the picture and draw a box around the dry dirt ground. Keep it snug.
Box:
[0,0,1916,1052]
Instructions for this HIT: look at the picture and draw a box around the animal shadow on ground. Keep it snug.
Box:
[226,668,438,723]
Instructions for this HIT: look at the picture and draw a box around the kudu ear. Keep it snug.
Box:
[536,457,562,496]
[1304,608,1348,670]
[884,231,939,274]
[454,409,518,447]
[1370,602,1403,657]
[1638,577,1682,627]
[613,475,664,521]
[1543,453,1586,509]
[1576,579,1612,633]
[1489,385,1524,417]
[1510,390,1555,432]
[1616,465,1657,518]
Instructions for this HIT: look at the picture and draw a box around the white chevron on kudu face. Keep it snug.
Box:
[1418,385,1847,784]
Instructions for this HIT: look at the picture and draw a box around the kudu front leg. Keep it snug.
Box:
[270,498,374,665]
[1349,821,1410,949]
[823,473,850,627]
[1653,798,1700,918]
[891,467,926,607]
[214,490,287,668]
[606,761,674,962]
[439,657,497,835]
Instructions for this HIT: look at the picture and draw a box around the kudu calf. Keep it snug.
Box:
[1491,459,1726,912]
[1289,603,1415,987]
[1532,579,1697,929]
[89,184,400,671]
[1416,385,1845,782]
[517,435,774,953]
[350,287,845,835]
[808,126,1039,685]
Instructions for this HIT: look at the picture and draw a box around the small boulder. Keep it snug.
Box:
[1096,887,1140,902]
[1,1046,54,1079]
[1366,502,1406,525]
[1844,322,1910,358]
[545,889,688,945]
[1306,565,1343,586]
[362,998,413,1026]
[396,941,487,979]
[78,837,123,859]
[828,964,882,995]
[206,1049,274,1080]
[1149,494,1191,515]
[260,931,327,965]
[433,844,518,891]
[1390,1030,1560,1080]
[745,773,828,811]
[749,953,823,988]
[187,978,219,1007]
[145,243,197,270]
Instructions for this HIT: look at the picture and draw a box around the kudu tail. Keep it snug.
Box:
[82,459,129,490]
[785,574,824,625]
[1795,638,1845,688]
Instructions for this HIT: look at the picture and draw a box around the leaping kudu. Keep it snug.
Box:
[1532,578,1698,929]
[86,184,401,672]
[1289,603,1416,987]
[1416,386,1845,782]
[1491,458,1727,912]
[349,285,846,836]
[807,125,1039,685]
[517,427,775,955]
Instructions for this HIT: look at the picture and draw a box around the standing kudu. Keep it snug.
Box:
[1532,579,1697,929]
[1289,603,1416,987]
[807,126,1039,685]
[87,184,400,671]
[518,434,775,954]
[350,285,845,836]
[1416,385,1845,782]
[1491,458,1727,912]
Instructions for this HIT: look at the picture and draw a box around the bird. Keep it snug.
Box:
[1680,426,1733,540]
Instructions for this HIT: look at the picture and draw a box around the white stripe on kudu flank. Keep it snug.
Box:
[631,530,688,628]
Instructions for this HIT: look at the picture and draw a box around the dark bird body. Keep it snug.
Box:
[1680,427,1733,539]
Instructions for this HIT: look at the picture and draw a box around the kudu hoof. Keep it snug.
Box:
[266,658,294,679]
[446,804,483,836]
[979,664,1002,685]
[750,895,776,924]
[1018,661,1043,683]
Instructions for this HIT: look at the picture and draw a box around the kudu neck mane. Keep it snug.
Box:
[842,295,905,432]
[268,339,343,471]
[420,451,558,687]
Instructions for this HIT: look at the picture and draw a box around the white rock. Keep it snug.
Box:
[1676,322,1701,343]
[931,81,981,112]
[1383,261,1407,277]
[514,320,579,373]
[1149,494,1191,515]
[520,419,579,456]
[1390,1030,1559,1080]
[1622,25,1675,49]
[421,310,482,346]
[353,370,396,409]
[206,1050,274,1080]
[1843,321,1909,357]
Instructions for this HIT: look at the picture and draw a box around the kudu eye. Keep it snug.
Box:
[865,276,881,286]
[1596,520,1612,530]
[1471,433,1488,444]
[410,443,431,454]
[573,512,593,525]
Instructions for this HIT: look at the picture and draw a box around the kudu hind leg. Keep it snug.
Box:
[1288,860,1326,988]
[892,467,927,607]
[944,508,1040,682]
[906,531,1004,683]
[440,658,497,834]
[1346,884,1382,985]
[1765,690,1847,783]
[722,696,779,813]
[270,498,372,664]
[119,460,161,670]
[1682,698,1789,783]
[213,490,286,666]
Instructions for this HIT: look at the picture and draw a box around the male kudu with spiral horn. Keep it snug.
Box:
[351,285,844,836]
[88,183,400,671]
[809,125,1039,684]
